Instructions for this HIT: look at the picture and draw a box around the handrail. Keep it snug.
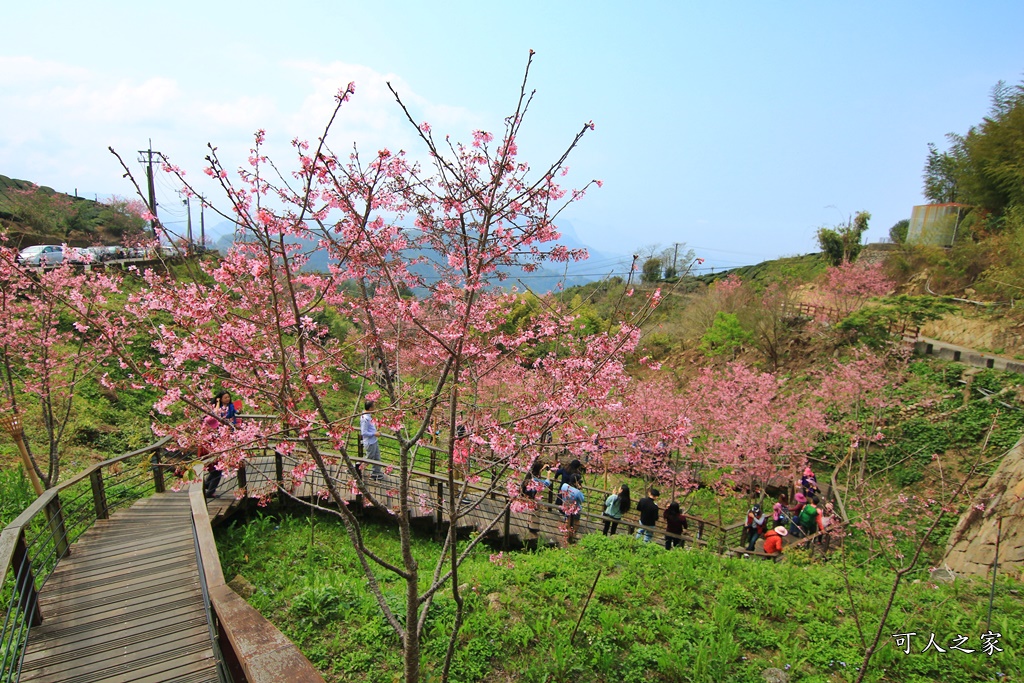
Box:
[0,436,171,587]
[2,437,172,526]
[356,432,740,532]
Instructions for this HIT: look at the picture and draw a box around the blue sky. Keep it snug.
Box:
[2,1,1022,273]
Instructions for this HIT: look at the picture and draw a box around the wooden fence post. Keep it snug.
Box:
[503,506,511,550]
[237,463,248,497]
[435,482,445,539]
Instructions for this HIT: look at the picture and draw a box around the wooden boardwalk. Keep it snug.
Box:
[18,492,221,683]
[206,451,629,549]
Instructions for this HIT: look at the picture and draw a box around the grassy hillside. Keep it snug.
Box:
[693,252,830,288]
[217,508,1021,683]
[0,174,146,246]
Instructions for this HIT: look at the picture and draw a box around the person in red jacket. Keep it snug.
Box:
[763,525,788,556]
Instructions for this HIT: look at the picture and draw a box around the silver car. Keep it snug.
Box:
[17,245,64,266]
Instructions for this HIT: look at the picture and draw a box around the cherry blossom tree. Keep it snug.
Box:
[594,373,693,487]
[0,243,124,487]
[811,345,907,493]
[684,361,825,492]
[113,53,647,682]
[817,259,894,319]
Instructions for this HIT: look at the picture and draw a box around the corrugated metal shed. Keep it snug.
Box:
[907,203,968,247]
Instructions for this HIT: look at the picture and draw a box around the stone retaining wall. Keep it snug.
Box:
[944,436,1024,579]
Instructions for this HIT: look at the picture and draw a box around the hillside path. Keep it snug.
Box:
[916,336,1024,374]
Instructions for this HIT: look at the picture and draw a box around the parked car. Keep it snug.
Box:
[92,246,126,261]
[17,245,64,267]
[66,247,95,265]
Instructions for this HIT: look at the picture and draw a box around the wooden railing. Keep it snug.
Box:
[0,437,171,682]
[189,481,324,683]
[782,301,921,341]
[214,429,748,555]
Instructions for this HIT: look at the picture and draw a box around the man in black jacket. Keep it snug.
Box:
[635,487,660,542]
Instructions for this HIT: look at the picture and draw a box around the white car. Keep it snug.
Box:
[17,245,64,267]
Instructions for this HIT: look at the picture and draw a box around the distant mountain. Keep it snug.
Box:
[202,219,239,244]
[553,220,632,282]
[212,220,629,294]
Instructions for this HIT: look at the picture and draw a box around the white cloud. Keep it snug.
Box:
[282,60,481,157]
[0,56,90,86]
[0,55,486,209]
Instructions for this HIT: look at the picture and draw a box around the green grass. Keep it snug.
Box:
[0,468,35,527]
[693,252,829,288]
[216,508,1023,683]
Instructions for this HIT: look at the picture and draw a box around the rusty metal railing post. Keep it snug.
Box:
[12,530,42,626]
[45,496,70,558]
[152,449,166,493]
[275,450,284,494]
[90,469,109,520]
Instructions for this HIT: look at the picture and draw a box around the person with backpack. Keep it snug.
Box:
[801,467,820,497]
[797,496,823,537]
[635,487,660,542]
[551,459,584,506]
[790,492,808,522]
[743,503,768,551]
[773,493,790,526]
[664,501,688,550]
[603,483,631,536]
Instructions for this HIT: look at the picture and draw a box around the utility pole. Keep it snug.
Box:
[671,242,680,276]
[182,195,193,251]
[199,198,206,249]
[137,140,163,235]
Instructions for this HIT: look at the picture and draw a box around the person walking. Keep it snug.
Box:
[551,459,584,506]
[203,391,237,499]
[361,399,383,481]
[559,482,585,543]
[763,525,788,557]
[743,504,768,551]
[635,487,660,542]
[664,501,688,550]
[522,460,551,534]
